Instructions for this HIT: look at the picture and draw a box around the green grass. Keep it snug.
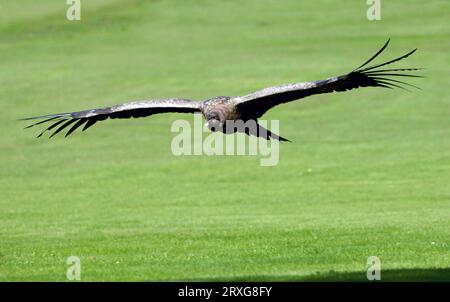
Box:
[1,0,450,281]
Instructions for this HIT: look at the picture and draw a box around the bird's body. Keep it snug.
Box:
[201,95,239,126]
[22,39,421,142]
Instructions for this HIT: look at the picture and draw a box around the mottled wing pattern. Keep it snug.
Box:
[235,39,422,119]
[22,98,201,138]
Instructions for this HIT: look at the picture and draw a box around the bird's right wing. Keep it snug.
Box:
[21,98,201,138]
[235,39,422,119]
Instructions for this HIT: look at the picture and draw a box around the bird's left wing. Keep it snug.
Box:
[21,98,201,138]
[235,39,422,119]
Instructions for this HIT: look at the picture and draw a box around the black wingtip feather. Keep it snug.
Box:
[49,119,77,138]
[82,118,97,132]
[22,112,100,138]
[359,48,418,73]
[349,40,421,91]
[375,80,410,91]
[353,38,391,71]
[364,67,423,74]
[365,73,424,78]
[65,119,88,137]
[24,116,60,129]
[19,112,72,121]
[36,119,67,138]
[371,77,421,90]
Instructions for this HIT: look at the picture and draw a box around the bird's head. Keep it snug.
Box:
[205,111,224,132]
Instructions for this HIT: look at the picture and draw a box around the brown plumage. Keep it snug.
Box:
[21,39,421,141]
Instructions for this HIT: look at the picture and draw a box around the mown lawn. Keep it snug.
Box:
[0,0,449,281]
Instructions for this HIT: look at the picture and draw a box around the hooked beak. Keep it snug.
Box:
[206,120,222,131]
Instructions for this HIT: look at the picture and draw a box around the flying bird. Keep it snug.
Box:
[21,39,421,142]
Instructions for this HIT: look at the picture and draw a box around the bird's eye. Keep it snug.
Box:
[208,112,220,120]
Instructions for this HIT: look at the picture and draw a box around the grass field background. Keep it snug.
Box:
[1,0,449,281]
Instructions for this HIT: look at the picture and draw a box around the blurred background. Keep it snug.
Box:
[0,0,449,280]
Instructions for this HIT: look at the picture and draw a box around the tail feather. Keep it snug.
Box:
[247,123,291,142]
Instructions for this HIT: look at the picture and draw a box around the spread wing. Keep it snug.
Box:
[235,39,422,119]
[21,98,201,138]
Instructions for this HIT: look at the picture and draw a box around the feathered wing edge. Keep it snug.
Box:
[234,39,422,120]
[20,100,201,138]
[347,38,423,91]
[20,113,86,138]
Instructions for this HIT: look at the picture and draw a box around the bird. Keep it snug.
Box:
[21,39,421,142]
